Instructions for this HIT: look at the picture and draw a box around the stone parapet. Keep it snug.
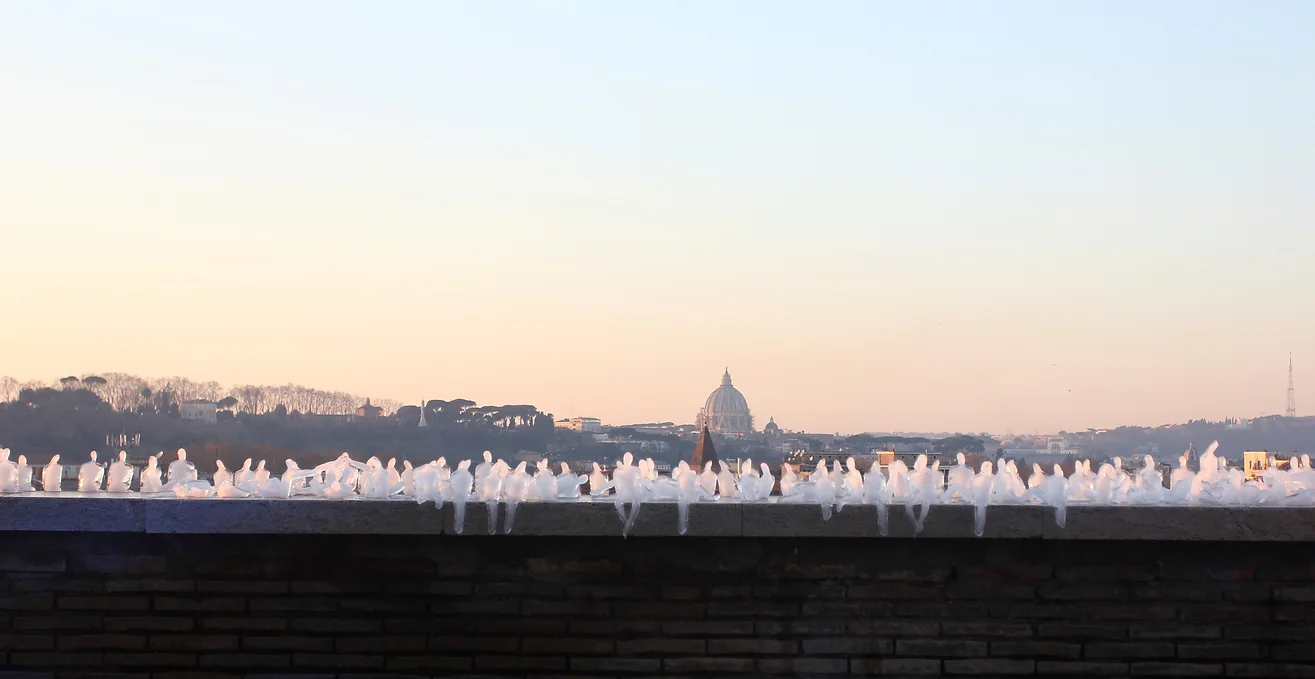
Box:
[2,494,1315,541]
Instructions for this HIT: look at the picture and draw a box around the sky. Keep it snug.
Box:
[2,1,1314,435]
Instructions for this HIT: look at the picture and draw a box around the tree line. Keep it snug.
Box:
[0,373,401,417]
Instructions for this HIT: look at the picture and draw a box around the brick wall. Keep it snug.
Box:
[1,533,1313,678]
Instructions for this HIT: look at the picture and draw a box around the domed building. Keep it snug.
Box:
[695,369,753,435]
[763,417,781,436]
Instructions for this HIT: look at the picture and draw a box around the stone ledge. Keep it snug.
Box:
[0,494,1314,540]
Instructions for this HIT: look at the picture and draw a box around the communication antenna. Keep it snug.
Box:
[1287,354,1297,418]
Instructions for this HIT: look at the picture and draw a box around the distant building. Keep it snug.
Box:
[1242,451,1272,480]
[355,399,382,419]
[556,417,602,433]
[695,369,753,435]
[763,417,782,436]
[180,400,217,424]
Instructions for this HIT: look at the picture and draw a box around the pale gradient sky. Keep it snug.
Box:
[2,1,1314,434]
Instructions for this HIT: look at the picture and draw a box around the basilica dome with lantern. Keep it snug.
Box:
[695,369,753,435]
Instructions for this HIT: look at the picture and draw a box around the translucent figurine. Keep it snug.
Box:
[0,449,17,492]
[140,454,165,493]
[588,462,612,496]
[15,455,34,492]
[862,462,890,535]
[715,461,738,499]
[448,460,474,535]
[502,461,533,533]
[165,449,197,490]
[556,462,586,499]
[533,460,557,503]
[697,461,718,497]
[675,461,710,535]
[233,459,255,490]
[41,454,62,492]
[106,451,134,493]
[212,460,233,490]
[78,451,105,492]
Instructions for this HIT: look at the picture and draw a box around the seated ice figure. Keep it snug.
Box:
[970,461,996,537]
[106,451,134,493]
[165,449,197,490]
[474,451,495,492]
[862,462,891,535]
[16,455,34,491]
[0,449,18,493]
[715,461,738,499]
[400,460,416,497]
[448,460,474,534]
[245,460,270,493]
[533,460,557,502]
[588,462,612,496]
[943,453,975,503]
[697,462,718,497]
[556,462,586,499]
[233,459,255,490]
[738,460,761,502]
[140,454,165,493]
[78,452,105,492]
[779,463,799,497]
[386,458,403,493]
[213,460,233,490]
[501,462,533,533]
[675,461,711,535]
[41,454,62,492]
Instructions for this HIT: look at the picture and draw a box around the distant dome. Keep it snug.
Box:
[696,369,753,435]
[764,417,780,435]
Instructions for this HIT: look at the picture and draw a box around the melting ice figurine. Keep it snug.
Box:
[715,461,738,499]
[556,462,585,499]
[780,463,799,497]
[106,451,134,493]
[905,455,939,535]
[213,461,233,490]
[502,461,532,534]
[862,463,890,535]
[943,453,974,502]
[401,460,416,497]
[140,454,165,493]
[611,452,644,536]
[588,462,612,496]
[0,449,17,493]
[533,460,557,503]
[16,455,34,492]
[738,459,761,502]
[449,460,474,535]
[165,449,197,490]
[675,461,708,535]
[41,454,62,492]
[697,462,718,497]
[970,461,995,537]
[78,451,105,492]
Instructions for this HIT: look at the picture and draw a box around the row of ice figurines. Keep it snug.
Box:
[3,442,1314,537]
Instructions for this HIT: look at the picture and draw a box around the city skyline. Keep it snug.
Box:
[2,2,1313,433]
[0,364,1298,437]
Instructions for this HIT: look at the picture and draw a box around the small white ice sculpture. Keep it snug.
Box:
[41,454,62,492]
[448,460,474,534]
[0,449,18,493]
[140,454,165,493]
[78,451,104,492]
[106,451,134,493]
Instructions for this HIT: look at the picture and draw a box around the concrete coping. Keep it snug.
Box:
[1,494,1314,540]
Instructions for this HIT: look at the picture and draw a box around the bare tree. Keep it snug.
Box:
[100,373,148,412]
[0,376,19,402]
[373,398,402,417]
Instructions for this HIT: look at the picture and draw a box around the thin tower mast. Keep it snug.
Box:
[1287,354,1297,418]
